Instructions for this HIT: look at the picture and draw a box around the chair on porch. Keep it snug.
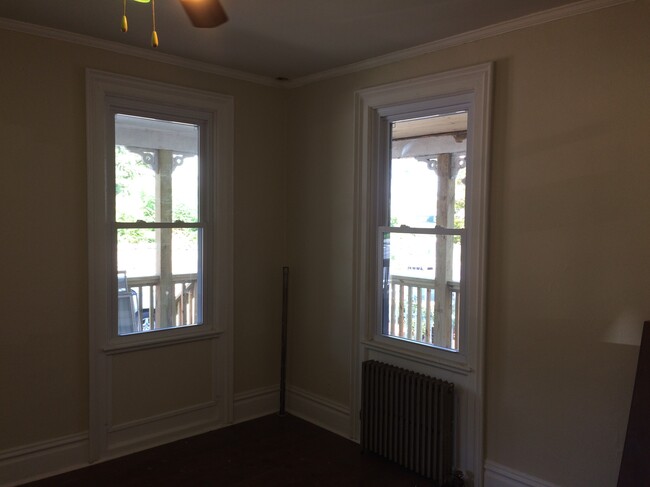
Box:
[117,271,140,335]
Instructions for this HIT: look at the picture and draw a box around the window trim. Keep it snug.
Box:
[354,70,491,369]
[352,63,492,480]
[86,70,233,460]
[87,70,233,352]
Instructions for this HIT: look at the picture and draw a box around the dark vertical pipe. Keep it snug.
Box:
[279,266,289,416]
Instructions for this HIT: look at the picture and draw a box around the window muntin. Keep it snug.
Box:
[380,111,467,351]
[114,113,203,335]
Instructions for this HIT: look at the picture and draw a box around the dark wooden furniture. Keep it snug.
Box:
[618,321,650,486]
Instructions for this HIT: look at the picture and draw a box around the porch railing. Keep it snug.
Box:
[128,273,198,331]
[386,275,460,349]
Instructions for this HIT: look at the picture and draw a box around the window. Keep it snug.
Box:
[381,112,467,351]
[354,64,491,364]
[353,63,492,479]
[114,114,203,335]
[87,70,233,346]
[87,71,233,459]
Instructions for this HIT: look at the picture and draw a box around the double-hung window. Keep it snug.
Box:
[354,63,492,477]
[86,71,233,459]
[87,70,233,347]
[112,109,209,339]
[354,63,492,367]
[114,113,204,335]
[381,111,468,351]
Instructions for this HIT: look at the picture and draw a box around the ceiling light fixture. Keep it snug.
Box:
[120,0,228,48]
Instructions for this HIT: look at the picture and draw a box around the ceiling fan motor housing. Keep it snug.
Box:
[180,0,228,28]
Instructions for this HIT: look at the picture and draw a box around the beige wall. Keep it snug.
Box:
[285,1,650,485]
[1,0,649,485]
[0,29,286,449]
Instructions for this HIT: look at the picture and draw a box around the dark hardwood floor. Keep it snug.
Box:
[22,414,436,486]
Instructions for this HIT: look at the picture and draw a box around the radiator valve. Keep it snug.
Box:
[443,470,464,487]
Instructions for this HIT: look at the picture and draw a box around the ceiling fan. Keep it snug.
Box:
[121,0,228,47]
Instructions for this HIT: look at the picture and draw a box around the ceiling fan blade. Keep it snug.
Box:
[179,0,229,28]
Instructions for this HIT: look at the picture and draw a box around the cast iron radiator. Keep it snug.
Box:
[361,360,455,485]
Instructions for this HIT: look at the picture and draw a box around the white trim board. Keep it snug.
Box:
[233,385,280,424]
[0,384,278,487]
[0,0,634,88]
[484,461,559,487]
[286,0,634,86]
[0,17,279,88]
[352,63,492,485]
[103,406,223,461]
[86,70,235,462]
[0,410,227,486]
[286,385,351,439]
[0,433,88,487]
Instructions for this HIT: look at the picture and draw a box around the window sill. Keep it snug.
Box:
[103,328,223,355]
[360,337,472,375]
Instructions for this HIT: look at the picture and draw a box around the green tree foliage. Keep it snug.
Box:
[116,146,198,245]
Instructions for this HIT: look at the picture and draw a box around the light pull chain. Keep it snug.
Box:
[120,0,159,48]
[121,0,128,32]
[151,0,159,47]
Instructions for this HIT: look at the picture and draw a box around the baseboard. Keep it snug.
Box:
[1,405,225,486]
[0,433,88,487]
[484,461,558,487]
[233,385,280,424]
[0,387,345,486]
[286,385,351,438]
[105,401,223,460]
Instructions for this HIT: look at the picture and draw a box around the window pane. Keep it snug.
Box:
[172,228,200,275]
[117,228,157,277]
[381,232,461,351]
[117,227,201,335]
[390,112,467,229]
[115,114,199,223]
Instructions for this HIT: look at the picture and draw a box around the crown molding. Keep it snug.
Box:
[0,17,282,88]
[0,0,635,89]
[287,0,635,87]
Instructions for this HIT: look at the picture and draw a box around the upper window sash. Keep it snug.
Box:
[109,107,210,225]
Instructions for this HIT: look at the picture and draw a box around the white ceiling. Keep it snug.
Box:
[0,0,590,81]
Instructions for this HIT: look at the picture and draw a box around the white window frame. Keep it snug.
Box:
[86,70,233,459]
[378,102,471,362]
[87,70,233,350]
[112,110,206,337]
[352,63,492,482]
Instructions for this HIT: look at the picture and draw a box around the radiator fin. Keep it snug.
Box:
[361,360,454,485]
